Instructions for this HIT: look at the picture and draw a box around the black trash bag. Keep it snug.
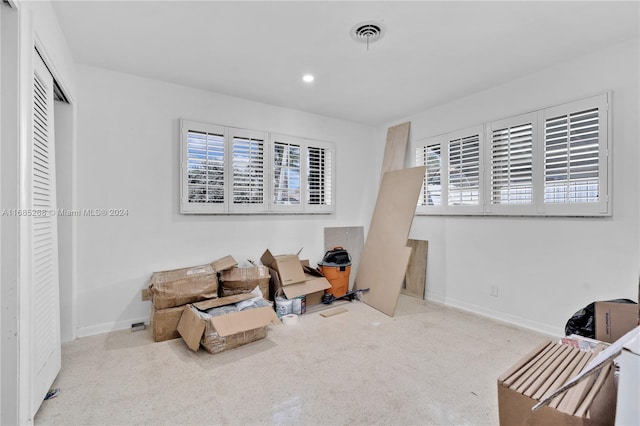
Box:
[565,298,636,338]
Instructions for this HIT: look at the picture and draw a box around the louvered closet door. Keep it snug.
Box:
[29,53,61,416]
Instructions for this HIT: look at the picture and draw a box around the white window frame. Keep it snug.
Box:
[414,93,611,217]
[180,119,336,214]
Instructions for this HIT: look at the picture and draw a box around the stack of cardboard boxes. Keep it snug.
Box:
[145,249,333,354]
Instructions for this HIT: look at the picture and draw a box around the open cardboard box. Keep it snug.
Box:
[177,293,280,354]
[260,249,306,286]
[594,301,638,343]
[497,340,616,426]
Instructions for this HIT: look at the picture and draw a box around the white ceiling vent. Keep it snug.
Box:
[351,21,384,50]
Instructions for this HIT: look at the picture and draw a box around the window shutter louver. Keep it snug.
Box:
[544,108,599,203]
[186,130,224,204]
[491,121,534,205]
[232,136,264,204]
[448,134,480,206]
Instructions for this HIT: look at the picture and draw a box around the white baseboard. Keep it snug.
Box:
[76,315,148,339]
[424,292,564,338]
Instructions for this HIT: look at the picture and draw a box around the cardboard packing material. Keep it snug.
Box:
[210,255,238,273]
[594,301,638,343]
[497,340,616,426]
[262,251,331,307]
[149,263,218,309]
[177,294,280,354]
[219,266,270,299]
[150,305,185,342]
[260,249,306,286]
[279,275,331,306]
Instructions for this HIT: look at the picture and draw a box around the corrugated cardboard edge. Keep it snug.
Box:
[177,305,205,352]
[210,306,280,337]
[281,276,331,299]
[211,255,238,272]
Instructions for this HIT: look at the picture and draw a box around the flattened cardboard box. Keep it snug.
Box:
[177,295,280,354]
[149,263,218,309]
[594,301,638,343]
[260,249,306,286]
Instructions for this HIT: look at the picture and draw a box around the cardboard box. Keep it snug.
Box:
[177,295,280,354]
[219,266,270,300]
[497,341,616,426]
[615,327,639,425]
[594,301,638,343]
[279,275,331,306]
[210,255,238,273]
[149,264,218,309]
[260,249,306,286]
[150,305,186,342]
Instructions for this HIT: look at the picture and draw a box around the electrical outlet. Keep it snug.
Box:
[490,286,499,297]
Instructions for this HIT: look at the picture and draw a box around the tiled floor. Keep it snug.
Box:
[35,296,549,425]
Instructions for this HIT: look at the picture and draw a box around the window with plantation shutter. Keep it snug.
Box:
[489,115,535,209]
[544,108,599,203]
[448,132,481,207]
[180,120,335,214]
[273,141,301,207]
[181,121,226,213]
[413,93,609,217]
[271,134,335,213]
[416,139,443,212]
[230,129,266,212]
[307,145,332,207]
[415,126,483,214]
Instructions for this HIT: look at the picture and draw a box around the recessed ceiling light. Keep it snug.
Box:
[303,74,314,83]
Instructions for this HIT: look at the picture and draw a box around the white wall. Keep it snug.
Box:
[390,39,639,336]
[74,65,377,336]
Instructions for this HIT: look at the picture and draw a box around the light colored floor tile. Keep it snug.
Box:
[35,296,550,425]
